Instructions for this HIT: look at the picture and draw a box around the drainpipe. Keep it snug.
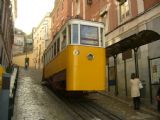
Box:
[114,55,118,96]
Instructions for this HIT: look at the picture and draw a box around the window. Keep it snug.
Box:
[100,11,108,33]
[61,29,67,50]
[68,25,71,44]
[44,54,46,65]
[120,0,130,22]
[72,24,78,44]
[54,42,56,56]
[100,28,104,46]
[87,0,92,5]
[43,54,45,65]
[150,58,160,84]
[46,52,49,64]
[49,48,51,61]
[76,0,80,15]
[57,38,60,53]
[80,25,99,46]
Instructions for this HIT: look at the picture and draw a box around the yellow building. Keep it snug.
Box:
[12,52,35,68]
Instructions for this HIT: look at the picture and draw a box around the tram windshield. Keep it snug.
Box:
[80,25,99,46]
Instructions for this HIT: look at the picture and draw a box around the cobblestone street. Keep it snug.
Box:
[12,68,78,120]
[12,68,160,120]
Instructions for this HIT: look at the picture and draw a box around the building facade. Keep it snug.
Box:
[50,0,160,106]
[10,0,17,21]
[0,0,15,68]
[33,13,51,69]
[12,28,25,56]
[104,0,160,106]
[25,34,33,52]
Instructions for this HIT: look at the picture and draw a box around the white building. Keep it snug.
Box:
[33,13,51,69]
[12,28,25,56]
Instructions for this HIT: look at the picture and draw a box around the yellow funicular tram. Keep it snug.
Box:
[43,19,107,91]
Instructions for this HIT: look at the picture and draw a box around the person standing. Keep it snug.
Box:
[157,87,160,112]
[130,73,141,110]
[25,62,28,70]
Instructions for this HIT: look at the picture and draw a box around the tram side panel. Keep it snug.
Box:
[44,49,67,88]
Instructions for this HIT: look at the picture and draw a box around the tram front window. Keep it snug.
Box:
[80,25,99,46]
[72,24,78,44]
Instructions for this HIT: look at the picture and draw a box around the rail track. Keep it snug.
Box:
[52,91,123,120]
[62,96,124,120]
[45,83,124,120]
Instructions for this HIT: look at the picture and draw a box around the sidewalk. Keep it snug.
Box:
[100,92,160,118]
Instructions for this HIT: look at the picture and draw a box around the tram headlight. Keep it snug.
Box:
[87,53,94,60]
[73,50,80,55]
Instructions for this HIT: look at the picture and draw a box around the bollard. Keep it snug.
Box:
[0,73,11,120]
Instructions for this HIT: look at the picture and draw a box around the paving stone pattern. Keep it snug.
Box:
[12,68,78,120]
[12,68,160,120]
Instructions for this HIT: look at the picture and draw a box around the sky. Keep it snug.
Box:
[15,0,55,34]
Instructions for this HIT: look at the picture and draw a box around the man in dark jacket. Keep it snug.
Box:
[157,87,160,112]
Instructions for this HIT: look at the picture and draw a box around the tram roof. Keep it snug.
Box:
[67,19,104,27]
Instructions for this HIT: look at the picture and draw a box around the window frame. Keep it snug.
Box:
[80,25,100,46]
[71,24,79,44]
[61,28,67,50]
[119,0,131,23]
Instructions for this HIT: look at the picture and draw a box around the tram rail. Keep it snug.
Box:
[63,97,124,120]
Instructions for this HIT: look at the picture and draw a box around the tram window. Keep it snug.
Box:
[47,53,49,63]
[48,49,50,61]
[72,24,78,44]
[45,54,47,65]
[47,51,49,62]
[45,53,47,64]
[43,54,45,64]
[49,48,52,60]
[57,38,60,53]
[100,28,103,46]
[80,25,99,46]
[52,46,54,58]
[46,53,48,64]
[48,50,50,61]
[68,25,71,44]
[61,29,67,50]
[54,42,56,56]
